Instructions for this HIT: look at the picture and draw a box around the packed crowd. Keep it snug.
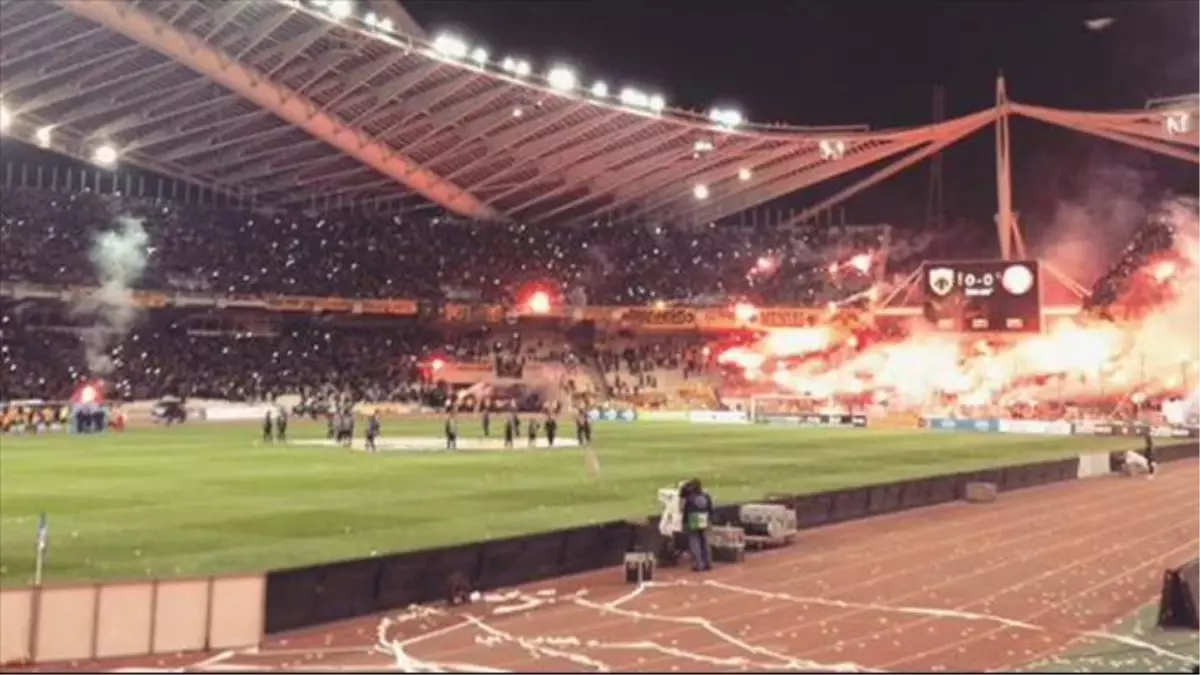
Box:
[0,187,950,307]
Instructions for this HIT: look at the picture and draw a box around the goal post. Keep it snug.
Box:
[749,394,823,423]
[749,394,868,428]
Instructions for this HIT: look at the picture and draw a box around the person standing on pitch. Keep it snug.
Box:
[544,410,558,447]
[575,409,589,446]
[503,409,515,449]
[365,411,380,453]
[681,479,714,572]
[262,409,274,443]
[526,416,540,448]
[481,403,491,437]
[274,406,288,443]
[445,409,458,450]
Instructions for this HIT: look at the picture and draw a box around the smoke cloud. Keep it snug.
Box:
[71,216,150,376]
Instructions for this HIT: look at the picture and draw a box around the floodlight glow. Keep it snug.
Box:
[92,144,118,167]
[377,18,394,32]
[35,125,52,148]
[433,33,469,60]
[738,167,753,181]
[709,107,744,129]
[470,47,489,65]
[647,94,666,113]
[512,107,524,118]
[0,105,9,133]
[619,87,648,107]
[693,139,714,153]
[590,81,609,98]
[501,57,517,73]
[692,184,710,200]
[546,66,577,92]
[363,11,378,26]
[327,0,353,20]
[513,59,532,77]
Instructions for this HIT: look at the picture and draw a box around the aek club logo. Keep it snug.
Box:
[927,267,955,297]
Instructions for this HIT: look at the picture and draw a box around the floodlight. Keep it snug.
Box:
[738,167,752,181]
[35,125,52,148]
[513,59,532,77]
[692,184,710,200]
[92,144,118,167]
[709,107,744,129]
[546,66,577,92]
[0,104,9,133]
[501,57,517,73]
[512,107,524,118]
[433,33,469,59]
[377,18,394,32]
[647,94,666,113]
[470,47,489,65]
[590,81,609,98]
[619,87,648,107]
[327,0,353,20]
[693,139,714,153]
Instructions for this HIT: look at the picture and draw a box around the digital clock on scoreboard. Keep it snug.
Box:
[922,260,1042,333]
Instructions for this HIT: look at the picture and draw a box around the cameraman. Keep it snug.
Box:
[681,479,714,572]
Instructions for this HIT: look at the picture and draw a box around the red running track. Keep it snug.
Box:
[12,460,1199,673]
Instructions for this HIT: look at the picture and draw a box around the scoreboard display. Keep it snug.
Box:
[921,260,1043,333]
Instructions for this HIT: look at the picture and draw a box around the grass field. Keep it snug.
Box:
[0,420,1147,587]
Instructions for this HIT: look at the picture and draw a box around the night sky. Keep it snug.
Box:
[405,0,1199,246]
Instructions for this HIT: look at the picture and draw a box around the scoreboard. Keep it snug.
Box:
[921,260,1043,333]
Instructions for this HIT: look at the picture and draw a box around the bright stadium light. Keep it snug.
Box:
[738,167,753,181]
[35,125,52,148]
[590,81,609,98]
[546,66,577,92]
[0,104,9,133]
[363,11,378,26]
[693,184,710,201]
[709,107,744,129]
[501,57,517,73]
[92,144,118,168]
[619,87,648,108]
[327,0,353,20]
[647,94,666,113]
[693,139,714,154]
[470,47,489,65]
[433,33,469,60]
[377,18,394,32]
[513,59,532,77]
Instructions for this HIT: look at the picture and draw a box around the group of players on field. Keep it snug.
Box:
[261,405,593,452]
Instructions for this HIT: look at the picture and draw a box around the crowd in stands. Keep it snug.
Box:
[8,182,1189,421]
[0,187,950,308]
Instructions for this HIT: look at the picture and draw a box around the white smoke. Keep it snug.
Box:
[72,216,150,375]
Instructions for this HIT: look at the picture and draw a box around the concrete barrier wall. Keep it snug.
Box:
[0,575,264,667]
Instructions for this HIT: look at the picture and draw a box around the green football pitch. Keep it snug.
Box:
[0,420,1146,587]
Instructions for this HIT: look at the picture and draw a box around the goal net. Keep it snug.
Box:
[749,394,867,428]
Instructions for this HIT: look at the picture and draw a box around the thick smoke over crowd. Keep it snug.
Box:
[72,216,150,375]
[722,197,1199,414]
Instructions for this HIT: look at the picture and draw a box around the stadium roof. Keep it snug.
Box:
[0,0,1195,226]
